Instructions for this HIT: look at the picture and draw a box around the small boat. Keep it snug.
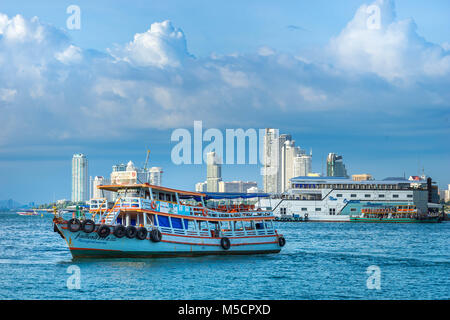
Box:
[52,184,286,259]
[350,205,441,223]
[17,209,39,216]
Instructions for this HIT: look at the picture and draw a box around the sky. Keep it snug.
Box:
[0,0,449,204]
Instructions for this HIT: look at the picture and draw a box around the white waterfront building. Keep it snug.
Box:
[72,153,88,202]
[259,176,439,222]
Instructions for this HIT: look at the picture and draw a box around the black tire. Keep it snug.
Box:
[97,225,110,238]
[113,225,126,238]
[220,237,231,250]
[67,218,81,232]
[81,219,95,233]
[136,227,148,240]
[125,226,137,239]
[150,229,162,242]
[278,236,286,247]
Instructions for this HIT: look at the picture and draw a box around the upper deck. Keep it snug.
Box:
[90,183,274,221]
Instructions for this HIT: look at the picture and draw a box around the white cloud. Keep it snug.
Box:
[329,0,450,81]
[299,86,327,103]
[109,20,191,68]
[0,4,448,149]
[55,44,82,64]
[0,88,17,102]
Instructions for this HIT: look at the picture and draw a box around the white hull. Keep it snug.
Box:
[56,223,282,258]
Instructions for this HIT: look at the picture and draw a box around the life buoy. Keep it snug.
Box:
[97,225,110,238]
[113,225,126,238]
[202,208,208,217]
[81,219,95,233]
[136,227,148,240]
[278,236,286,247]
[67,218,81,232]
[150,229,162,242]
[125,225,137,239]
[220,237,231,250]
[150,201,157,210]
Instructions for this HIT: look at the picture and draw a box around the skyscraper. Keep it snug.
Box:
[326,153,348,177]
[149,167,163,186]
[293,154,312,177]
[263,129,311,193]
[72,153,88,202]
[206,151,222,192]
[263,129,281,193]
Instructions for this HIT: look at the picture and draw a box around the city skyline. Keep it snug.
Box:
[0,0,449,203]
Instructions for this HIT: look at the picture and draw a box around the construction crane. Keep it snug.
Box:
[143,149,150,171]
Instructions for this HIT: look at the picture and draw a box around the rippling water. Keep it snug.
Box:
[0,211,448,300]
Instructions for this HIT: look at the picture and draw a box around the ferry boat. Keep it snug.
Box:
[260,176,442,223]
[52,184,285,259]
[349,205,441,223]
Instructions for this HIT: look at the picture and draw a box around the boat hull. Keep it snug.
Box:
[55,223,282,259]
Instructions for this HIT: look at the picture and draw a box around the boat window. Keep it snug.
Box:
[350,208,357,212]
[407,194,413,198]
[198,220,209,231]
[234,220,244,231]
[301,208,307,211]
[379,194,385,198]
[220,221,232,231]
[393,194,399,198]
[364,194,371,198]
[315,208,321,211]
[337,194,343,197]
[351,194,357,198]
[243,221,254,230]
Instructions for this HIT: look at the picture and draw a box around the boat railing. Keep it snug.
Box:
[114,197,274,220]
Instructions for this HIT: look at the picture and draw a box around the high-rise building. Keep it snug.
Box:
[149,167,163,186]
[92,176,112,201]
[72,153,88,202]
[263,129,311,193]
[445,184,450,203]
[326,153,348,177]
[195,182,208,192]
[206,151,222,192]
[293,154,312,178]
[263,129,282,194]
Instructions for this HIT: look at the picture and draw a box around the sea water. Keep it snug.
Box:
[0,211,448,300]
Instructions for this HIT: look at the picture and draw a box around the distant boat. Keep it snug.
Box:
[17,209,39,216]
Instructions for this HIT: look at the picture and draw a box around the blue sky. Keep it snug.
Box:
[0,0,449,203]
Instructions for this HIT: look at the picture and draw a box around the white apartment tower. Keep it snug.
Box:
[293,154,312,178]
[206,151,222,192]
[263,129,312,194]
[263,129,281,194]
[72,153,88,202]
[149,167,163,186]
